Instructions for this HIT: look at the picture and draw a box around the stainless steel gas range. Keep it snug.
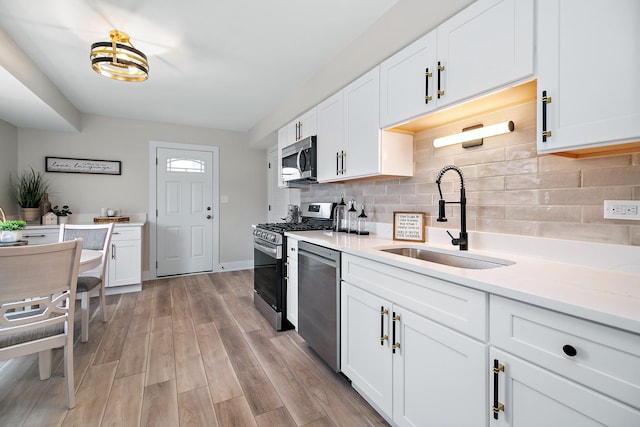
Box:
[252,202,334,330]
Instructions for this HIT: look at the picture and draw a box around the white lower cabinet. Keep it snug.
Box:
[285,237,299,329]
[341,254,488,426]
[393,307,486,427]
[490,295,640,426]
[106,226,142,288]
[340,253,640,426]
[25,224,143,291]
[341,283,393,415]
[490,348,640,427]
[22,227,59,245]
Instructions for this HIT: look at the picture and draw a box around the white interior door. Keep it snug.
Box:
[156,147,214,276]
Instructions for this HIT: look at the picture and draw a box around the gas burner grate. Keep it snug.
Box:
[256,219,333,233]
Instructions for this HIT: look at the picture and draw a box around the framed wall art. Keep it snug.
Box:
[45,157,121,175]
[393,211,426,242]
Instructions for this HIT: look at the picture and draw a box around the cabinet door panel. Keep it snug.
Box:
[343,67,381,179]
[316,91,343,182]
[380,30,437,128]
[107,239,141,287]
[394,307,487,427]
[537,0,640,152]
[341,282,393,417]
[286,238,299,328]
[437,0,534,108]
[287,108,318,143]
[276,127,288,189]
[491,349,640,427]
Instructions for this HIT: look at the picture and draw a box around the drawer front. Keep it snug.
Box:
[22,229,59,245]
[111,226,141,241]
[490,295,640,409]
[342,254,487,340]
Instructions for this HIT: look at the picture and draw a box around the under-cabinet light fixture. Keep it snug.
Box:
[433,120,515,148]
[90,30,149,82]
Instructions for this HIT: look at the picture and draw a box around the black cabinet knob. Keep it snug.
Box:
[563,344,577,357]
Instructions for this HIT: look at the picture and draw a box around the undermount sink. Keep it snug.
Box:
[380,247,514,270]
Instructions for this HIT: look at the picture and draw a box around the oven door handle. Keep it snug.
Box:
[254,241,278,258]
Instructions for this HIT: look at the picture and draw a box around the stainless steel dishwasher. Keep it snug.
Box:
[297,241,341,372]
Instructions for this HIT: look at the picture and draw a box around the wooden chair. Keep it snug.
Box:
[0,239,83,409]
[59,223,114,342]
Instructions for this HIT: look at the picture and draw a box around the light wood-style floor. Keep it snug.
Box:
[0,270,388,426]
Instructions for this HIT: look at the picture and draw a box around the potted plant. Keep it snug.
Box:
[13,167,49,224]
[52,205,72,224]
[0,207,27,242]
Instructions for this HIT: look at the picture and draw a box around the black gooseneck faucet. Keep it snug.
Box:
[435,165,468,250]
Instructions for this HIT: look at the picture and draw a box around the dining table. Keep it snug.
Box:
[79,249,102,273]
[0,241,102,273]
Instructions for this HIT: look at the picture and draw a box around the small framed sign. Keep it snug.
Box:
[393,212,426,242]
[45,157,121,175]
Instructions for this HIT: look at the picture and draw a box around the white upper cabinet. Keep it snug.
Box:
[342,67,383,180]
[286,107,317,145]
[316,90,344,182]
[318,67,413,183]
[437,0,534,108]
[379,0,534,129]
[536,0,640,154]
[379,30,437,129]
[276,126,288,188]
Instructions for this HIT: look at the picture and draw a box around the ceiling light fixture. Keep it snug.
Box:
[433,120,515,148]
[90,30,149,82]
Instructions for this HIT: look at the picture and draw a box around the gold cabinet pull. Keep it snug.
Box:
[380,306,389,345]
[492,359,505,420]
[437,61,445,98]
[425,67,432,103]
[541,90,552,142]
[392,312,400,353]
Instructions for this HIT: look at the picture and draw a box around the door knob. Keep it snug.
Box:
[207,206,211,211]
[206,215,212,219]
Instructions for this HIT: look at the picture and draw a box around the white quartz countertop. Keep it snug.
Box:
[26,222,146,229]
[285,230,640,335]
[25,213,147,229]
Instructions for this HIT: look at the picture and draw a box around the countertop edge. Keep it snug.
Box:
[286,230,640,335]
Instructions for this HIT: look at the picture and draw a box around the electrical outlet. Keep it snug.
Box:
[603,200,640,220]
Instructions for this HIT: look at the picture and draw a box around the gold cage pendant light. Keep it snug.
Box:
[90,30,149,82]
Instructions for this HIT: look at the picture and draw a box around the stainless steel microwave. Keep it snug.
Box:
[281,136,317,184]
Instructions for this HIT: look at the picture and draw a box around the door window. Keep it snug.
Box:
[166,158,205,173]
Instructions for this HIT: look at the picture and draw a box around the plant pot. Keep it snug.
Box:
[57,216,68,225]
[21,207,41,224]
[0,230,22,243]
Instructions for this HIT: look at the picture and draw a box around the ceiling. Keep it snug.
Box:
[0,0,398,134]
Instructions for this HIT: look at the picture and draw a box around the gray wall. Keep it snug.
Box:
[17,114,266,269]
[248,0,474,148]
[0,119,18,216]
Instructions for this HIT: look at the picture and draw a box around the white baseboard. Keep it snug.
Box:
[218,259,253,272]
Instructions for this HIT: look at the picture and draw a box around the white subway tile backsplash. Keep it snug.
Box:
[506,171,581,190]
[301,101,640,246]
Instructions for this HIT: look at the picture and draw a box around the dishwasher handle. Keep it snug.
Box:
[298,248,338,268]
